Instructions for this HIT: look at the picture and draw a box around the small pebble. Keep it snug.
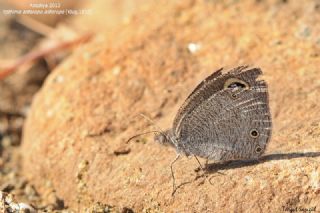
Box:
[18,203,36,213]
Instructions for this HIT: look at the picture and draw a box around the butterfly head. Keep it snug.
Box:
[154,129,176,147]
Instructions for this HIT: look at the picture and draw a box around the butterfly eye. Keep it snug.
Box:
[155,133,166,144]
[250,129,259,138]
[255,146,262,153]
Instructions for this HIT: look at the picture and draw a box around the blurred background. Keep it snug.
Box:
[0,0,149,211]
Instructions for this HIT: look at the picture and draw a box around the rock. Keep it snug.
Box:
[21,0,320,211]
[0,191,36,213]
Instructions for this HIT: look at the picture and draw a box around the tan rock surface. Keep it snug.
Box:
[22,0,320,212]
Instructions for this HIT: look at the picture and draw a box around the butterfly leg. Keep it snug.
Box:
[204,158,209,170]
[194,155,204,171]
[193,155,209,185]
[170,154,181,196]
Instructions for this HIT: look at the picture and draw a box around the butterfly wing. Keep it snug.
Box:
[173,66,248,132]
[173,67,272,161]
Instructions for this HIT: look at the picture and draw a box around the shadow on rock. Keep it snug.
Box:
[205,151,320,173]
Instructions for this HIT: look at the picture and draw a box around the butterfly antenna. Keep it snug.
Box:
[126,130,164,144]
[139,113,165,134]
[126,113,168,144]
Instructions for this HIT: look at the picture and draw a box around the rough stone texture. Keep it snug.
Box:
[22,0,320,212]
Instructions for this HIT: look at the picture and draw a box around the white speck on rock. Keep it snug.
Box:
[112,66,121,75]
[54,75,65,83]
[187,42,201,54]
[244,175,253,185]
